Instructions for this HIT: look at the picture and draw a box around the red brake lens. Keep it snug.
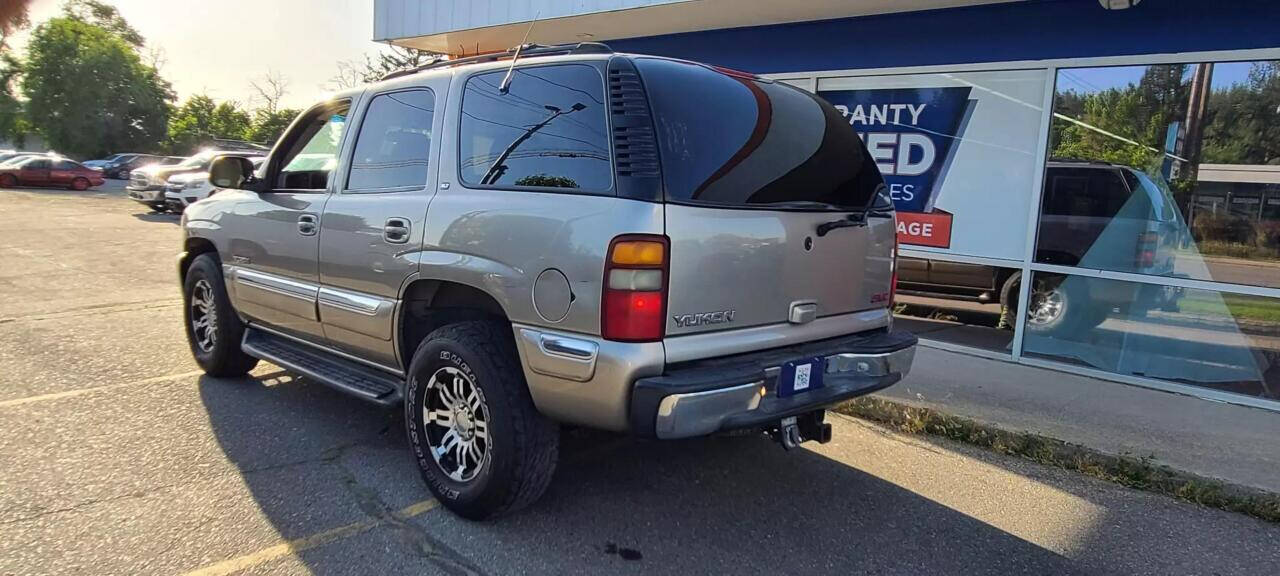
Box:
[602,235,668,342]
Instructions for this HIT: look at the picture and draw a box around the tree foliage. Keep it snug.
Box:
[1052,62,1280,169]
[63,0,144,47]
[0,53,22,143]
[22,12,171,157]
[166,95,255,153]
[1050,64,1190,170]
[0,0,31,52]
[1200,63,1280,165]
[246,107,299,147]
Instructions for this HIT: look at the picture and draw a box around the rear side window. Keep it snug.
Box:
[348,89,435,191]
[459,64,611,192]
[1042,167,1131,219]
[635,58,883,210]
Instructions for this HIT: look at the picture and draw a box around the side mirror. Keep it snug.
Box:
[209,156,256,189]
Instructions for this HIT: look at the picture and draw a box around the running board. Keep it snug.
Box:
[241,328,403,406]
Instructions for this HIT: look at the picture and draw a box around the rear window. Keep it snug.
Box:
[458,64,611,192]
[635,58,883,210]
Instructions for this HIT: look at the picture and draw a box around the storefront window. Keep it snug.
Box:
[1027,59,1280,400]
[1042,60,1280,288]
[1021,272,1279,400]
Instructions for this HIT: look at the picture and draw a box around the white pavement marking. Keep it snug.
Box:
[0,370,204,408]
[181,499,439,576]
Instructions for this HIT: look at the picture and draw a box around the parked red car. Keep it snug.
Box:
[0,157,106,190]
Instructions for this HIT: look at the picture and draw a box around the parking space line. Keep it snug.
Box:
[0,370,204,408]
[181,499,438,576]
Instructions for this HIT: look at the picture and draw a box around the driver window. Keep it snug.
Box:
[276,101,350,190]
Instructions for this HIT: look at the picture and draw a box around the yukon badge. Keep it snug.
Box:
[673,310,736,328]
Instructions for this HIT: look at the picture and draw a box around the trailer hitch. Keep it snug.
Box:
[771,410,832,450]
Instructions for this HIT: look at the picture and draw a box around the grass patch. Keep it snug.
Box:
[1176,292,1280,324]
[836,396,1280,524]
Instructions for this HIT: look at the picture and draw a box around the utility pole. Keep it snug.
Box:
[481,103,587,185]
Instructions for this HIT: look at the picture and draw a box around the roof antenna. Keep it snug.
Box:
[499,11,539,94]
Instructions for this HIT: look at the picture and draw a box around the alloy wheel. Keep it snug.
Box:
[190,279,218,352]
[423,366,491,482]
[1027,277,1065,326]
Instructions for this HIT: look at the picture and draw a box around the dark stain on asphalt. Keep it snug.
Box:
[604,542,643,561]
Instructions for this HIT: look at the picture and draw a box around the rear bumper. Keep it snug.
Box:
[630,330,917,439]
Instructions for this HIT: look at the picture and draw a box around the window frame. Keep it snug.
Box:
[265,98,353,194]
[454,61,615,197]
[342,87,438,195]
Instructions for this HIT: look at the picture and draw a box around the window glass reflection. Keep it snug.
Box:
[458,64,611,192]
[1043,61,1280,288]
[1023,272,1279,400]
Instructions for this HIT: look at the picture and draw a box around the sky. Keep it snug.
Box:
[1056,61,1255,95]
[12,0,392,109]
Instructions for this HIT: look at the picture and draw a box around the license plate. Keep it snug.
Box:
[777,357,825,398]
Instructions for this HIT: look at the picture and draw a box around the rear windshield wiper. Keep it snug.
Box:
[815,213,867,236]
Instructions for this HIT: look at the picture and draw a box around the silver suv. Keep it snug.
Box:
[177,43,916,519]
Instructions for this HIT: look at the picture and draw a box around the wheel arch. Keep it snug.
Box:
[179,237,219,284]
[398,279,512,371]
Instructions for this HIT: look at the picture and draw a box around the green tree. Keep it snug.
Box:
[166,96,254,153]
[247,107,299,146]
[0,53,23,143]
[22,13,171,158]
[1201,62,1280,165]
[1050,64,1191,171]
[0,0,31,51]
[63,0,143,48]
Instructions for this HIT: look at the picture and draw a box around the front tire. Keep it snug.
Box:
[0,174,16,188]
[70,177,90,191]
[183,254,258,377]
[405,321,559,520]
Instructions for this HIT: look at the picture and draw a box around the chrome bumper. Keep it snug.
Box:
[636,332,917,440]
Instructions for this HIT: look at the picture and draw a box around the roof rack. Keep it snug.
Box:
[380,42,613,82]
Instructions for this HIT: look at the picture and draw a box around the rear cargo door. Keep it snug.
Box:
[635,58,895,336]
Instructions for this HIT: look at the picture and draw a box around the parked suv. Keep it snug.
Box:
[898,160,1182,333]
[178,44,916,519]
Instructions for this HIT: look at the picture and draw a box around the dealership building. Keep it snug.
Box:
[373,0,1280,409]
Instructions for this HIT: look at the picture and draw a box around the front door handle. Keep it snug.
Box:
[383,217,411,244]
[297,213,318,236]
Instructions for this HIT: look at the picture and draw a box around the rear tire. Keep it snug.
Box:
[405,321,559,520]
[183,254,258,377]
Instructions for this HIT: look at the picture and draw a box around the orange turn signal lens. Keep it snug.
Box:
[610,241,665,266]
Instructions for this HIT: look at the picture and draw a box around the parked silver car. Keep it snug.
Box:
[177,43,916,519]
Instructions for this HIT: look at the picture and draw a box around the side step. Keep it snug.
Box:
[242,328,404,406]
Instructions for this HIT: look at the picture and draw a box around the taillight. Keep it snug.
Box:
[1136,231,1158,269]
[602,235,668,342]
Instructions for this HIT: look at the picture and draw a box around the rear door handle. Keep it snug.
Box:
[383,217,411,244]
[297,213,318,236]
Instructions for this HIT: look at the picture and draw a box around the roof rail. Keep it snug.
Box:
[379,42,613,82]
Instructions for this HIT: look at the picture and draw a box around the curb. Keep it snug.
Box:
[834,396,1280,524]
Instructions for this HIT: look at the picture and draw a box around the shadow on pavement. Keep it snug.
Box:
[131,211,180,223]
[198,371,1091,575]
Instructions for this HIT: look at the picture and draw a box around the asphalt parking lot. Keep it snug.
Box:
[2,184,1278,575]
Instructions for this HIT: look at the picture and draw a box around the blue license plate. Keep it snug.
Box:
[777,357,825,398]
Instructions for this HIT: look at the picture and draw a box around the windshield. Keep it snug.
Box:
[635,58,884,211]
[176,153,212,169]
